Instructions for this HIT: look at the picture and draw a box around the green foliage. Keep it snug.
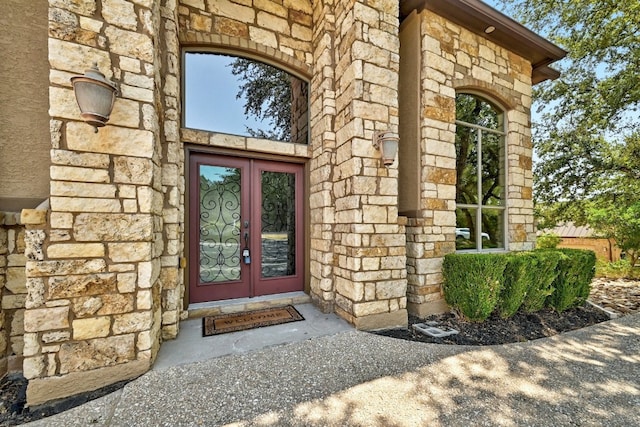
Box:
[521,250,562,313]
[497,253,532,318]
[595,259,640,279]
[586,199,640,267]
[546,249,596,312]
[498,1,640,259]
[230,58,292,141]
[536,233,561,249]
[442,254,507,322]
[498,251,561,318]
[444,249,597,321]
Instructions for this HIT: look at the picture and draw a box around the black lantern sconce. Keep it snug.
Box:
[70,63,118,132]
[372,131,399,167]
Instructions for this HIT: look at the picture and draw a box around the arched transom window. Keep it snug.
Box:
[455,93,506,251]
[184,51,309,145]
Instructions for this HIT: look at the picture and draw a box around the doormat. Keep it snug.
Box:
[202,305,304,337]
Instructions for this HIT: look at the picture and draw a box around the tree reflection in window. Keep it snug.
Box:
[455,94,506,251]
[184,52,308,144]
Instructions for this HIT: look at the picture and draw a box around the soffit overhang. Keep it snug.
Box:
[400,0,567,84]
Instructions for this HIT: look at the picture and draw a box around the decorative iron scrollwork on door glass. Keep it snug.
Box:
[199,165,241,282]
[261,171,296,278]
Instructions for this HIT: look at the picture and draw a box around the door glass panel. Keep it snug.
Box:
[199,165,241,283]
[261,171,296,278]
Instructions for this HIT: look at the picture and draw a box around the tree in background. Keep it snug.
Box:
[500,0,640,261]
[230,58,292,141]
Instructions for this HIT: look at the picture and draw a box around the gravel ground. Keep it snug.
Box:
[24,315,640,427]
[1,278,638,426]
[590,278,640,316]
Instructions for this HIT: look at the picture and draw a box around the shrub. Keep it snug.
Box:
[443,253,507,322]
[547,248,596,312]
[596,259,633,279]
[498,252,535,318]
[536,233,562,249]
[521,250,562,313]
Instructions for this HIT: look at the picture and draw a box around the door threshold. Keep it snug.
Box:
[187,291,311,319]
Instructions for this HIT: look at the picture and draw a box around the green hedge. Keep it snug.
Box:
[442,249,594,321]
[521,250,563,313]
[546,248,596,312]
[442,253,507,322]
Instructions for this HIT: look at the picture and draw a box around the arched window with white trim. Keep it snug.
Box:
[455,93,507,251]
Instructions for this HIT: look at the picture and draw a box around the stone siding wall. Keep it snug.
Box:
[158,0,184,341]
[24,0,168,406]
[402,10,536,316]
[178,0,313,67]
[177,0,407,329]
[0,213,27,377]
[329,0,407,330]
[308,0,338,312]
[9,0,542,406]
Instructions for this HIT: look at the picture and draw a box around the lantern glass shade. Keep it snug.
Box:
[71,64,118,129]
[380,137,399,165]
[373,132,399,166]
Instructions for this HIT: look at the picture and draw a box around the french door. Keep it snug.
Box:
[189,153,304,303]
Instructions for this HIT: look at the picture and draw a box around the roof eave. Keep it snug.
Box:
[400,0,567,84]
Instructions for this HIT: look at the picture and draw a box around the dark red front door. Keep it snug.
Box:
[189,154,304,303]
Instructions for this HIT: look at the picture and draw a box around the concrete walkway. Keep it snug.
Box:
[26,308,640,427]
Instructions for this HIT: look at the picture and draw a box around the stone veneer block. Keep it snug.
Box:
[47,243,105,259]
[23,306,70,332]
[20,209,47,225]
[58,334,136,374]
[108,242,152,263]
[72,317,111,340]
[26,259,106,277]
[66,122,154,158]
[48,38,111,77]
[27,359,150,407]
[407,300,449,317]
[48,273,117,299]
[353,309,408,331]
[73,214,153,242]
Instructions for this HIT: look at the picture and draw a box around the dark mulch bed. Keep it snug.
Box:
[376,303,611,346]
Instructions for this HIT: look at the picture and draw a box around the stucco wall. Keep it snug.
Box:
[0,0,50,209]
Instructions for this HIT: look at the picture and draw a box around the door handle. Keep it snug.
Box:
[243,231,251,264]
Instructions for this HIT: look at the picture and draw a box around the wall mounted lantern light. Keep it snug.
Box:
[70,63,118,132]
[372,131,399,167]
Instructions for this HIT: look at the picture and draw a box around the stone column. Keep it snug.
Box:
[158,0,184,341]
[331,0,407,330]
[309,0,338,313]
[24,0,166,406]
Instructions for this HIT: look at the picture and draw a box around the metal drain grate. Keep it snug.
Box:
[413,322,459,338]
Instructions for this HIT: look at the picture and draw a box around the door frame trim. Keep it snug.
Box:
[184,144,310,306]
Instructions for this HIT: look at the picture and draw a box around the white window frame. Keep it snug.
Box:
[455,115,509,252]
